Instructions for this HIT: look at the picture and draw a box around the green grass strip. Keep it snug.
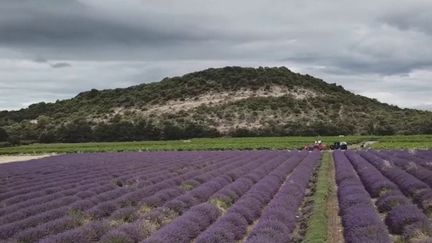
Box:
[0,135,374,155]
[303,151,331,243]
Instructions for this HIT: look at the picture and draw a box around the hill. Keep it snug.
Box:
[0,66,431,144]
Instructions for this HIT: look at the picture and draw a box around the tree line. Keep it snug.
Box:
[2,116,431,147]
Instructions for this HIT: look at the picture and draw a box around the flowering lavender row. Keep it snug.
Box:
[37,158,260,242]
[0,161,187,220]
[333,150,391,243]
[0,167,159,219]
[415,150,432,159]
[96,151,291,243]
[209,153,291,205]
[389,150,432,171]
[0,152,211,205]
[359,151,432,215]
[1,150,328,242]
[0,151,259,241]
[18,151,290,242]
[90,153,274,242]
[0,152,196,197]
[245,151,321,243]
[2,151,228,199]
[11,152,259,242]
[345,151,432,241]
[0,153,222,227]
[374,150,432,188]
[193,151,316,243]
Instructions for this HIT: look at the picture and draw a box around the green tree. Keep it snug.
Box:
[38,130,57,143]
[58,119,93,143]
[0,127,8,141]
[162,122,185,140]
[7,135,21,146]
[135,120,161,140]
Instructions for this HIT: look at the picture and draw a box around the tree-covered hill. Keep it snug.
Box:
[1,66,431,144]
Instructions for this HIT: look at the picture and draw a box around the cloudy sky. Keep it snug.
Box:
[0,0,431,111]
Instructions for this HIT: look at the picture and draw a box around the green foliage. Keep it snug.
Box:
[372,135,432,149]
[1,135,431,154]
[0,127,8,141]
[303,152,331,243]
[93,121,139,142]
[7,135,21,146]
[38,130,57,143]
[56,119,93,143]
[0,66,431,143]
[0,135,372,154]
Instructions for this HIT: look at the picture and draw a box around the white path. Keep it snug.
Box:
[0,154,54,164]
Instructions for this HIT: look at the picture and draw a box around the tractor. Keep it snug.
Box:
[303,140,327,151]
[330,141,348,150]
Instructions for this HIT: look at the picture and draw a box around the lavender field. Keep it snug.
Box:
[335,150,432,243]
[3,149,432,243]
[0,151,321,243]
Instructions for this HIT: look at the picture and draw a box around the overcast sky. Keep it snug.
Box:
[0,0,431,111]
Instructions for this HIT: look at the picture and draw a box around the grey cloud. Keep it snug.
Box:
[33,57,47,63]
[414,105,432,111]
[0,0,431,110]
[0,0,247,56]
[50,62,72,68]
[380,7,432,35]
[0,13,194,48]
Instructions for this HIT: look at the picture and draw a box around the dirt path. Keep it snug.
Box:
[0,154,54,164]
[327,152,344,243]
[350,140,378,150]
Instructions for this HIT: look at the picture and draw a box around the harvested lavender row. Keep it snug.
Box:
[245,151,321,242]
[345,151,432,241]
[333,151,391,243]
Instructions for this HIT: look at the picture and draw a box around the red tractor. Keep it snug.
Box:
[303,140,327,151]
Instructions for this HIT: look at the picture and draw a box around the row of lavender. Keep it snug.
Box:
[46,151,291,243]
[0,151,261,241]
[0,150,321,242]
[334,150,432,243]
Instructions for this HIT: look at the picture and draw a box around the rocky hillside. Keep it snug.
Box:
[1,66,431,143]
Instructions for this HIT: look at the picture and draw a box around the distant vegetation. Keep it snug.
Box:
[0,136,372,155]
[1,66,431,146]
[372,135,432,149]
[0,127,8,141]
[1,135,432,155]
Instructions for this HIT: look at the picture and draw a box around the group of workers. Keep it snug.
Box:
[303,140,348,151]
